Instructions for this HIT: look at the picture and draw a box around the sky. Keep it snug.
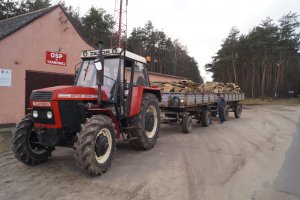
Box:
[52,0,300,82]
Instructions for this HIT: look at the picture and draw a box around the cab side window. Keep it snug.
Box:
[133,62,149,86]
[124,59,134,87]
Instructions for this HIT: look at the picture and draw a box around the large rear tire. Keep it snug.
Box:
[12,114,53,165]
[74,115,115,176]
[129,93,160,150]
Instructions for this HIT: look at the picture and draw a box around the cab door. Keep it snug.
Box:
[126,61,150,117]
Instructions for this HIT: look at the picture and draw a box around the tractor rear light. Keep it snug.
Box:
[46,111,53,119]
[33,111,38,118]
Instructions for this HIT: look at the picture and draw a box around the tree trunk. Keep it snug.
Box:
[274,50,283,97]
[227,71,232,83]
[261,50,267,99]
[232,52,237,83]
[252,66,255,99]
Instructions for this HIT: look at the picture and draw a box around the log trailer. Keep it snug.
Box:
[160,91,244,133]
[12,46,161,176]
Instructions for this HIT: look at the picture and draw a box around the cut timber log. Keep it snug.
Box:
[152,80,242,93]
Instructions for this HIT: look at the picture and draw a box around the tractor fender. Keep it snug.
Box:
[129,86,161,118]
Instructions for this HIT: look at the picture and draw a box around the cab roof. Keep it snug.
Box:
[81,48,146,64]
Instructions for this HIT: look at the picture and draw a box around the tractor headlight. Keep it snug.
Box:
[33,110,38,118]
[46,111,53,119]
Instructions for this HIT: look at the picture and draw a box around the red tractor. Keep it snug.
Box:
[12,45,161,175]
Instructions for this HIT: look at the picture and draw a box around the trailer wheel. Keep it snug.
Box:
[201,110,212,127]
[234,104,242,118]
[224,107,229,121]
[74,115,115,176]
[211,112,217,117]
[129,93,160,150]
[182,114,192,133]
[12,114,53,165]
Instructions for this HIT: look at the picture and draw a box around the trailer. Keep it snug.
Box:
[159,92,245,133]
[209,93,245,120]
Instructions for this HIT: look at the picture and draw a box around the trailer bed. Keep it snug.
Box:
[160,92,245,108]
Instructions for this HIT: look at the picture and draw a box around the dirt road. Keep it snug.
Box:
[0,105,299,200]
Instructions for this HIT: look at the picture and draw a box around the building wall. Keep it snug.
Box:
[0,7,94,124]
[124,69,186,83]
[148,72,185,82]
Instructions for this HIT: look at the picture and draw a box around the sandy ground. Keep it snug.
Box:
[0,105,299,200]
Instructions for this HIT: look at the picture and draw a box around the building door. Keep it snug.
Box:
[25,71,74,114]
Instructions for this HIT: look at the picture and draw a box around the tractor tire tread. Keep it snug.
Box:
[129,93,160,150]
[182,114,192,133]
[12,114,52,165]
[74,115,115,176]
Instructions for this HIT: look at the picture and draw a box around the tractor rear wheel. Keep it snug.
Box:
[129,93,160,150]
[201,109,212,127]
[12,114,53,165]
[74,115,115,176]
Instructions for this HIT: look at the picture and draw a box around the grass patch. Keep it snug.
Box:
[0,131,12,153]
[243,98,300,105]
[0,128,13,135]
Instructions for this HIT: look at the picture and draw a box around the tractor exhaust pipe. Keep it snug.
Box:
[95,41,105,106]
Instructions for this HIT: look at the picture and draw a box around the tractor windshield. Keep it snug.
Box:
[76,60,97,87]
[76,58,123,99]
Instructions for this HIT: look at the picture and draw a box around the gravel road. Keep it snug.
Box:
[0,105,299,200]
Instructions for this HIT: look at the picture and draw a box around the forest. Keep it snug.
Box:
[205,13,300,98]
[0,0,203,83]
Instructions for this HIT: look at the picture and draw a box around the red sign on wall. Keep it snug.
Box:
[46,51,67,66]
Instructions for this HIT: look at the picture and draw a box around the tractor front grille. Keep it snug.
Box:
[31,91,53,100]
[58,101,85,132]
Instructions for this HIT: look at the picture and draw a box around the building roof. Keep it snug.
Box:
[0,5,95,48]
[0,5,59,41]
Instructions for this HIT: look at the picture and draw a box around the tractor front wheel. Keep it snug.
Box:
[129,93,160,150]
[12,114,53,165]
[74,115,115,176]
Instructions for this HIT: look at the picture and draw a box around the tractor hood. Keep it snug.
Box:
[31,85,108,101]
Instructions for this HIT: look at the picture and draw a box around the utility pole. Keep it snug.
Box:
[111,0,128,48]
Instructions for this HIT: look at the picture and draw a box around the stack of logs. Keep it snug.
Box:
[151,80,241,93]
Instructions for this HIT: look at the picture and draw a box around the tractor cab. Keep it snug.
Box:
[77,48,150,104]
